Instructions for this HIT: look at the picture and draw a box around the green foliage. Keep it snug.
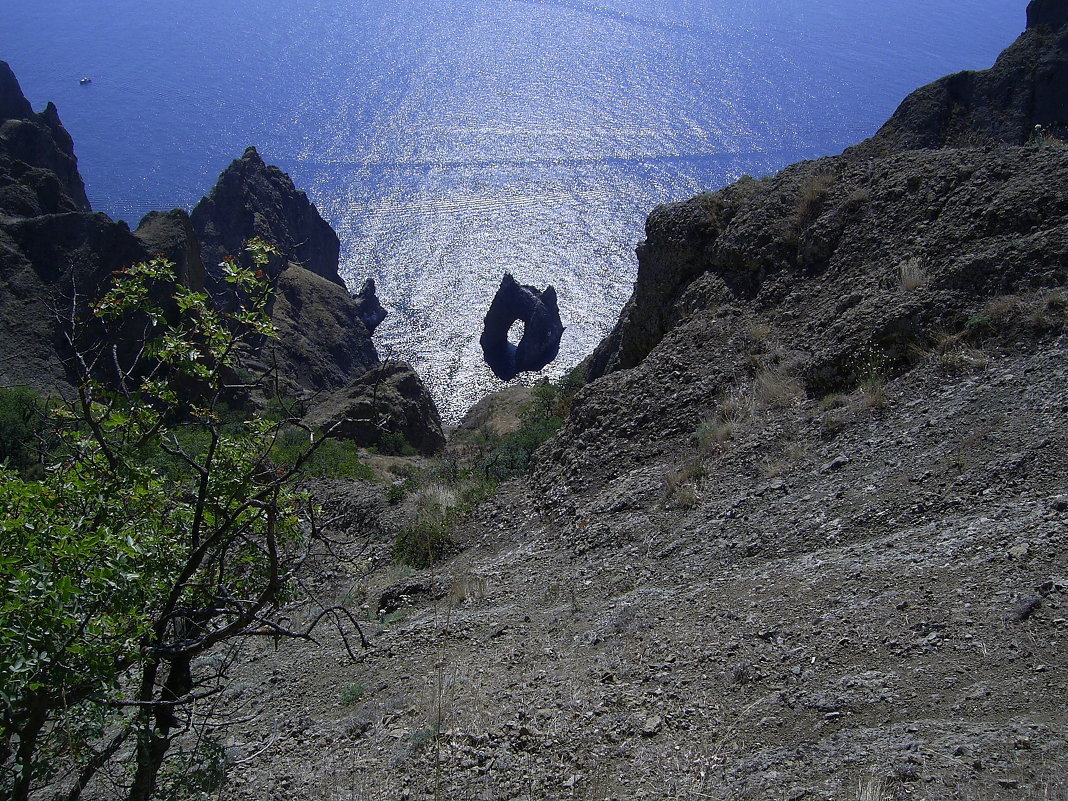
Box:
[395,512,456,569]
[0,387,47,477]
[969,313,991,335]
[477,373,584,480]
[156,737,227,801]
[272,426,375,481]
[392,472,495,569]
[0,240,334,801]
[386,482,408,505]
[377,431,418,457]
[339,682,366,706]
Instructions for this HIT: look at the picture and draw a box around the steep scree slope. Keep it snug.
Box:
[206,5,1067,800]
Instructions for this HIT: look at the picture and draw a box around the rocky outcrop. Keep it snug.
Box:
[0,63,209,390]
[191,147,343,292]
[480,274,564,381]
[1028,0,1068,31]
[304,360,445,456]
[588,0,1068,388]
[445,384,534,464]
[0,70,389,404]
[132,209,206,292]
[352,278,388,335]
[0,61,90,212]
[853,0,1068,154]
[190,147,380,392]
[265,266,381,392]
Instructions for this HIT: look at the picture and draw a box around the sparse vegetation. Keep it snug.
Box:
[897,257,929,291]
[393,472,494,568]
[340,682,366,706]
[0,242,362,801]
[665,458,707,507]
[752,366,803,409]
[477,372,584,479]
[695,417,735,452]
[784,170,836,247]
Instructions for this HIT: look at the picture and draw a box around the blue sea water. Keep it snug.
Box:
[3,0,1023,420]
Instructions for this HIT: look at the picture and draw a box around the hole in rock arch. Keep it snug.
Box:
[507,319,526,346]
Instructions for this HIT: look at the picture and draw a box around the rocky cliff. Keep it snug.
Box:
[0,63,204,389]
[0,70,414,407]
[203,5,1068,800]
[854,4,1068,154]
[190,147,383,393]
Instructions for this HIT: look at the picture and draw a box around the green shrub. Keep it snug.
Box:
[386,482,407,505]
[271,427,375,481]
[0,387,46,476]
[378,431,417,457]
[300,438,375,481]
[391,474,494,568]
[477,373,584,480]
[394,516,455,568]
[339,682,366,706]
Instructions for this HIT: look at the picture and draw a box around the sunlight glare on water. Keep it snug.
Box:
[2,0,1023,419]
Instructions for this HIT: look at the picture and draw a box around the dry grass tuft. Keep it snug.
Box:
[897,257,929,291]
[752,367,803,409]
[856,771,886,801]
[665,459,708,507]
[859,375,889,409]
[718,387,754,423]
[695,418,735,453]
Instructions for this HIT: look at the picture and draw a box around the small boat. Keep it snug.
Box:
[79,77,91,85]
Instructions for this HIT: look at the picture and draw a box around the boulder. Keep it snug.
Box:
[352,277,388,334]
[305,361,445,456]
[480,273,564,381]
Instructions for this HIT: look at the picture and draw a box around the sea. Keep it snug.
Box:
[3,0,1023,421]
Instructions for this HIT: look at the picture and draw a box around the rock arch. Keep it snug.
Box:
[480,274,564,381]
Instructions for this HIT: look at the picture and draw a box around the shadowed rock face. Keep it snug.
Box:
[304,360,445,456]
[191,146,343,296]
[480,274,564,382]
[0,63,444,441]
[0,61,90,213]
[852,0,1068,154]
[1028,0,1068,29]
[191,147,381,392]
[0,61,206,390]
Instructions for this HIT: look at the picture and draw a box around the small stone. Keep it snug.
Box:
[639,715,663,736]
[1008,544,1031,559]
[1009,595,1043,623]
[823,456,851,473]
[1050,495,1068,512]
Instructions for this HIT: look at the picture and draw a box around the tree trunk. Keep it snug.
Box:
[125,655,191,801]
[126,724,170,801]
[10,698,47,801]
